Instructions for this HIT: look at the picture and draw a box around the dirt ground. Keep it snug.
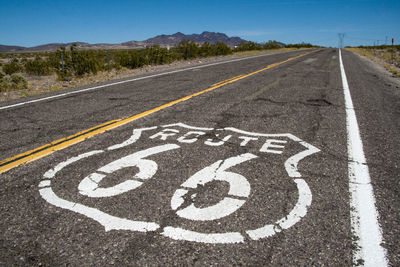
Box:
[346,47,400,78]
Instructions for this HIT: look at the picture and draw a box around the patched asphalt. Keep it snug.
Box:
[0,49,399,266]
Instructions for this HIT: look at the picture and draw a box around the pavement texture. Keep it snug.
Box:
[0,48,399,266]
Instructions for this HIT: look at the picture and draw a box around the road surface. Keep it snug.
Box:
[0,48,399,266]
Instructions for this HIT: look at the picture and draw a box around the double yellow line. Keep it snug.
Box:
[0,51,315,174]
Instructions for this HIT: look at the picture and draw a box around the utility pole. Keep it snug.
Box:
[61,52,64,74]
[392,38,395,64]
[107,49,110,71]
[338,33,345,48]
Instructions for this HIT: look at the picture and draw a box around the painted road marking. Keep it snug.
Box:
[78,144,180,198]
[171,153,256,221]
[212,74,246,86]
[38,122,320,244]
[339,49,388,266]
[0,51,315,174]
[0,50,313,111]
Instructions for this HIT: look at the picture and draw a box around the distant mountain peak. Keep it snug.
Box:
[144,31,246,46]
[171,32,185,37]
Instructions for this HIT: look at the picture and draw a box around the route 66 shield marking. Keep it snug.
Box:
[39,122,320,244]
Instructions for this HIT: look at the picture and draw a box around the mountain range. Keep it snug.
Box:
[0,31,249,53]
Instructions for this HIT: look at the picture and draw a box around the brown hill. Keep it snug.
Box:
[0,31,249,52]
[144,31,245,46]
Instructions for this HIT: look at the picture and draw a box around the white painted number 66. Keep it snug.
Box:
[171,153,256,221]
[78,144,256,222]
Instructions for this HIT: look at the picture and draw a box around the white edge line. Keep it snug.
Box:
[339,49,388,267]
[0,51,304,111]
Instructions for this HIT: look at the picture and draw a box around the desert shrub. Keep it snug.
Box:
[0,71,4,79]
[156,47,174,64]
[147,46,173,65]
[286,42,314,48]
[47,50,63,70]
[24,55,52,76]
[234,41,261,52]
[214,42,232,55]
[71,50,103,76]
[0,74,27,92]
[176,41,199,60]
[113,42,233,68]
[52,45,106,78]
[199,42,212,57]
[113,46,174,69]
[263,40,282,49]
[2,58,23,75]
[114,50,142,69]
[10,74,28,89]
[0,77,8,92]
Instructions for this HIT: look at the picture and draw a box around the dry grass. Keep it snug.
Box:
[346,47,400,77]
[385,64,399,76]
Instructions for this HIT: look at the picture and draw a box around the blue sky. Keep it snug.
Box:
[0,0,399,48]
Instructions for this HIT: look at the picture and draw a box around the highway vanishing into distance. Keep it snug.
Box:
[0,48,399,266]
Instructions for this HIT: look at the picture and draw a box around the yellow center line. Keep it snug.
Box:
[0,50,316,174]
[212,74,246,86]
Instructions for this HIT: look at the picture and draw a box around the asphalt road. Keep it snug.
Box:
[0,48,399,266]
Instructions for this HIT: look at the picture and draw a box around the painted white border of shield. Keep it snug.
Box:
[39,122,320,243]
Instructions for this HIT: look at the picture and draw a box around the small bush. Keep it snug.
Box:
[11,73,28,89]
[54,45,105,78]
[3,59,23,75]
[199,42,212,57]
[71,49,103,76]
[24,55,52,76]
[214,42,232,56]
[263,40,282,49]
[0,78,8,92]
[0,74,28,92]
[286,42,315,48]
[176,41,199,60]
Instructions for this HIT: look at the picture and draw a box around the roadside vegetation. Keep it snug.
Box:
[0,41,317,99]
[346,45,400,77]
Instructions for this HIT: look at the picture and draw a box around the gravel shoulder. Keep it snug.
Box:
[346,48,400,81]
